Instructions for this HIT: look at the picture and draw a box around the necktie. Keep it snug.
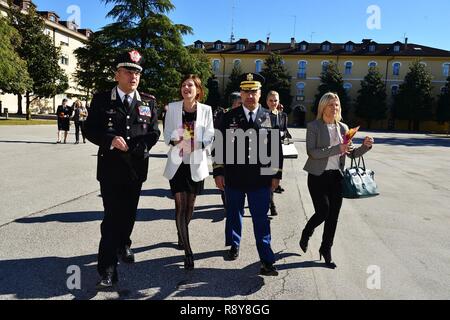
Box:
[123,94,130,108]
[248,111,254,126]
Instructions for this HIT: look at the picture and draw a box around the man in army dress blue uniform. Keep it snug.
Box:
[85,49,161,289]
[213,73,283,276]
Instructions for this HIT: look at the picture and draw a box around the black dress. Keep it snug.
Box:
[169,110,204,195]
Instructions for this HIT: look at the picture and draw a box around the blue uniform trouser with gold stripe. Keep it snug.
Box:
[225,186,275,264]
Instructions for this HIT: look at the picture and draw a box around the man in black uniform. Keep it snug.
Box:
[213,73,283,276]
[85,49,161,289]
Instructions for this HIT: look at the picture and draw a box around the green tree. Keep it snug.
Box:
[8,2,68,118]
[260,53,292,114]
[223,63,242,107]
[205,76,221,110]
[73,32,119,102]
[393,60,433,131]
[97,0,211,105]
[436,76,450,133]
[355,67,387,129]
[0,16,32,95]
[313,61,349,117]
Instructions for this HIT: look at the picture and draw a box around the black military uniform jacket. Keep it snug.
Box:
[213,105,283,191]
[85,87,161,184]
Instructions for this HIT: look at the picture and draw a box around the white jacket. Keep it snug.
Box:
[163,101,215,181]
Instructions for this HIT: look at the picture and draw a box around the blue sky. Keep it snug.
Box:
[33,0,450,50]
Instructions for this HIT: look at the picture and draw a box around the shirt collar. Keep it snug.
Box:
[242,105,259,120]
[116,87,136,103]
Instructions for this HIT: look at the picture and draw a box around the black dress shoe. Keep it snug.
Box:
[260,262,279,276]
[227,246,239,260]
[96,271,118,290]
[118,245,135,263]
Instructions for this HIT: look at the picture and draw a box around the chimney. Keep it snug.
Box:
[404,37,408,49]
[266,36,270,47]
[290,37,296,49]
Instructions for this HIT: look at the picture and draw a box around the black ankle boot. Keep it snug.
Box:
[319,247,337,269]
[184,254,194,270]
[299,229,310,253]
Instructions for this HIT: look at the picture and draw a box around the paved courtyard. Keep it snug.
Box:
[0,124,449,300]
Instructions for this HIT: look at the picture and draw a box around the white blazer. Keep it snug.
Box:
[163,101,215,182]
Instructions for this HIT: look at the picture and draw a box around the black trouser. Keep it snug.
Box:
[74,121,85,142]
[98,181,142,275]
[303,170,343,249]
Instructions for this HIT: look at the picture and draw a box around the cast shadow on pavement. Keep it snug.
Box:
[14,206,225,225]
[0,244,297,300]
[352,136,450,147]
[0,140,58,145]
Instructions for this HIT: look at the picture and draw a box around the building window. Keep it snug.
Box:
[345,44,353,52]
[60,35,69,46]
[296,82,305,96]
[394,45,401,52]
[368,61,378,68]
[255,60,263,73]
[343,83,352,92]
[61,54,69,66]
[443,63,450,77]
[322,44,331,52]
[236,43,245,50]
[300,44,307,51]
[255,44,265,51]
[345,61,353,75]
[393,62,401,76]
[233,59,241,68]
[322,61,330,73]
[212,59,220,73]
[194,43,203,49]
[368,44,376,52]
[297,60,307,79]
[214,43,223,50]
[391,85,399,96]
[49,15,55,22]
[441,86,449,94]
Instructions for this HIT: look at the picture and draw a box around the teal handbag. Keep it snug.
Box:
[342,155,379,199]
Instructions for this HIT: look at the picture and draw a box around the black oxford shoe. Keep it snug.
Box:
[118,245,135,263]
[260,262,279,276]
[227,246,239,260]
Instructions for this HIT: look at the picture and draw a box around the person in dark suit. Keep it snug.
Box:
[213,92,242,216]
[300,92,374,269]
[56,98,73,143]
[84,49,161,289]
[213,73,283,276]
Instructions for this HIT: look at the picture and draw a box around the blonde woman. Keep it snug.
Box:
[300,92,374,268]
[72,100,88,144]
[163,74,214,270]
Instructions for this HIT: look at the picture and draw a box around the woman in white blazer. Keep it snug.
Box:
[163,74,214,270]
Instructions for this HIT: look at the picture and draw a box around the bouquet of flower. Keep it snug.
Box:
[343,126,360,144]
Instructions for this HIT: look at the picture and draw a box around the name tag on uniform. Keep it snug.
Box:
[138,106,151,117]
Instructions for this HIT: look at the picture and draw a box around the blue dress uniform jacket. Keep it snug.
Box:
[85,87,161,184]
[213,106,283,190]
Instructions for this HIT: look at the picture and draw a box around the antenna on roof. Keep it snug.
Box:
[230,0,236,42]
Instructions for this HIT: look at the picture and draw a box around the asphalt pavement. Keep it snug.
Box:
[1,123,449,300]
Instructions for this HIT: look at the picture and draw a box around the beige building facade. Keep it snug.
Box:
[196,38,450,131]
[0,0,91,114]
